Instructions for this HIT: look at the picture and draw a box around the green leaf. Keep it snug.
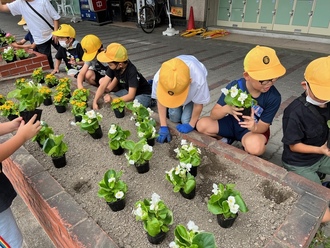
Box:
[192,232,216,248]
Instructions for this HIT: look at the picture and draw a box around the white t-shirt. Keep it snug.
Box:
[152,55,210,106]
[8,0,60,45]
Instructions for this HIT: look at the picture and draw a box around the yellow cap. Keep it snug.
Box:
[157,58,191,108]
[304,56,330,101]
[18,17,26,25]
[244,45,286,81]
[52,24,76,38]
[97,43,128,63]
[81,35,102,61]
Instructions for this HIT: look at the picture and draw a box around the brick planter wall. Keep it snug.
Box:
[0,50,50,80]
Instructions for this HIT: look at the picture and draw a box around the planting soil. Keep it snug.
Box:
[0,78,298,248]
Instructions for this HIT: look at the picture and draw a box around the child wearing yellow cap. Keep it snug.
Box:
[51,24,84,76]
[196,45,286,156]
[282,56,330,185]
[151,55,210,143]
[11,17,36,50]
[95,42,151,109]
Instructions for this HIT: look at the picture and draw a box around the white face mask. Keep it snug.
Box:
[59,40,68,48]
[23,25,29,32]
[306,85,329,106]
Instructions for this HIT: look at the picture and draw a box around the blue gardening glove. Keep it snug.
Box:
[176,123,194,133]
[157,126,172,143]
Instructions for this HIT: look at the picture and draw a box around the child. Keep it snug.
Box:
[11,17,36,50]
[196,45,286,156]
[282,56,330,184]
[151,55,210,143]
[77,34,114,101]
[0,115,41,247]
[51,24,84,76]
[95,42,151,109]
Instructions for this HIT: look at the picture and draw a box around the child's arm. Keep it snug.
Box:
[0,115,41,162]
[289,142,330,156]
[51,59,62,74]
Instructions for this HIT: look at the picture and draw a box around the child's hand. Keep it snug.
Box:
[321,142,330,156]
[239,109,255,131]
[103,94,112,103]
[229,106,244,122]
[10,116,23,131]
[16,115,41,141]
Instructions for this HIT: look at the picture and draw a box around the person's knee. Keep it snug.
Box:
[196,118,209,134]
[169,112,181,123]
[242,134,266,156]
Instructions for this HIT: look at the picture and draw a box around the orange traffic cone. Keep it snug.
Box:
[187,6,195,30]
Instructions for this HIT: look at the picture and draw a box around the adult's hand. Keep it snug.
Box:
[176,123,194,133]
[156,126,171,143]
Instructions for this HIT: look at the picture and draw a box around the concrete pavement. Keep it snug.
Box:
[1,12,330,247]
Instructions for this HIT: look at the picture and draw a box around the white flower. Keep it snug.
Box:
[108,125,117,134]
[180,162,191,172]
[81,119,86,123]
[230,85,238,98]
[229,203,239,214]
[130,116,135,121]
[129,160,135,165]
[187,220,199,232]
[221,88,229,95]
[227,196,236,207]
[166,168,174,181]
[173,148,180,154]
[115,191,124,199]
[142,144,153,152]
[174,165,181,175]
[87,119,92,124]
[181,139,188,145]
[150,193,160,210]
[169,241,179,248]
[133,204,143,217]
[212,183,219,195]
[238,92,248,105]
[135,122,140,127]
[181,144,189,150]
[86,110,96,119]
[138,132,145,138]
[108,177,115,183]
[187,143,195,152]
[147,108,154,115]
[133,99,141,108]
[197,148,201,154]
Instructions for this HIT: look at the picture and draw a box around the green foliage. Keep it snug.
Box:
[14,78,29,90]
[309,229,330,248]
[43,134,68,158]
[31,67,44,84]
[1,46,15,61]
[15,48,29,59]
[136,117,158,140]
[70,88,90,102]
[32,121,54,146]
[0,100,19,117]
[7,82,45,111]
[165,163,196,194]
[222,84,257,108]
[171,221,217,248]
[77,110,103,134]
[207,183,248,219]
[174,139,201,167]
[108,124,131,150]
[133,193,173,237]
[111,98,126,113]
[121,138,153,165]
[70,100,87,116]
[126,99,153,123]
[0,94,6,105]
[44,74,59,87]
[97,169,128,203]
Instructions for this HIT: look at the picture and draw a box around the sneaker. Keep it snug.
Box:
[317,172,326,180]
[322,181,330,188]
[150,98,157,107]
[220,137,235,145]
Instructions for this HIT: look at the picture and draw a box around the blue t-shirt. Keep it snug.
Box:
[24,31,34,44]
[217,78,281,124]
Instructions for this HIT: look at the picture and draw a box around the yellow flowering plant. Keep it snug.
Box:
[31,67,45,84]
[38,86,52,99]
[44,74,59,88]
[53,91,69,106]
[111,98,126,113]
[70,100,87,116]
[15,78,28,89]
[55,79,71,96]
[0,94,6,105]
[0,100,19,117]
[70,88,90,102]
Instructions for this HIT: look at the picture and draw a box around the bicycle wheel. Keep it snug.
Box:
[139,6,156,34]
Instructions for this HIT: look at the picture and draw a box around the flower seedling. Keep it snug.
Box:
[221,84,257,108]
[108,124,131,150]
[174,139,201,168]
[122,139,153,166]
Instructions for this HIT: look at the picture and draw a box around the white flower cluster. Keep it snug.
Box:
[174,139,201,157]
[227,196,239,214]
[166,162,192,182]
[3,46,13,54]
[107,177,124,199]
[108,124,117,134]
[221,85,249,106]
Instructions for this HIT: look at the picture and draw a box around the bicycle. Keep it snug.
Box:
[139,0,169,34]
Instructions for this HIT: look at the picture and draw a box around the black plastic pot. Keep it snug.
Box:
[180,187,196,200]
[89,126,103,139]
[147,231,167,244]
[135,161,150,174]
[114,109,125,118]
[112,147,124,156]
[52,154,67,168]
[217,213,238,228]
[107,198,126,212]
[20,109,42,123]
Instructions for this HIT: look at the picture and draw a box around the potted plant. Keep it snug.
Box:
[1,46,16,63]
[165,162,196,199]
[39,86,52,106]
[174,139,201,177]
[53,91,69,113]
[111,98,126,118]
[108,124,131,155]
[70,88,90,102]
[32,121,54,148]
[126,99,153,123]
[207,183,248,228]
[56,77,71,98]
[43,134,68,168]
[97,169,128,212]
[15,48,29,59]
[7,82,44,122]
[77,110,103,139]
[169,221,216,248]
[121,138,153,173]
[0,100,19,120]
[0,94,6,105]
[15,78,28,89]
[133,193,173,244]
[2,32,16,45]
[31,67,45,84]
[44,74,59,88]
[70,100,87,122]
[221,84,257,120]
[136,117,158,146]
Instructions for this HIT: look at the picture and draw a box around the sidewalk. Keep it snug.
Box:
[1,12,330,247]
